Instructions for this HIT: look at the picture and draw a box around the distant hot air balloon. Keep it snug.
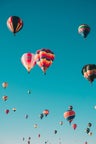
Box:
[21,52,36,73]
[35,48,55,74]
[94,105,96,109]
[54,130,57,134]
[7,16,23,35]
[85,128,90,134]
[78,24,90,38]
[5,109,9,114]
[84,141,87,144]
[72,123,77,130]
[59,121,63,125]
[2,82,8,88]
[12,107,16,112]
[43,109,49,116]
[2,95,8,101]
[64,106,75,124]
[68,105,73,110]
[88,122,92,127]
[34,124,38,128]
[25,114,28,119]
[38,134,40,138]
[88,132,92,136]
[81,64,96,83]
[39,113,44,119]
[27,90,31,94]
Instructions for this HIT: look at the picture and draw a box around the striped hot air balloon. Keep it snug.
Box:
[7,16,23,35]
[21,52,36,73]
[64,106,75,124]
[35,48,55,74]
[81,64,96,83]
[78,24,90,38]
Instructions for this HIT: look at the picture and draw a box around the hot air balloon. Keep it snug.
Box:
[94,105,96,109]
[72,123,77,130]
[7,16,23,35]
[78,24,90,38]
[54,130,57,134]
[59,121,63,125]
[64,106,75,124]
[21,52,36,73]
[2,82,8,88]
[27,90,31,94]
[35,48,55,74]
[68,105,73,110]
[28,137,31,140]
[2,95,8,101]
[85,128,90,134]
[81,64,96,83]
[88,132,92,136]
[12,108,16,112]
[5,109,9,114]
[39,113,44,119]
[25,114,28,119]
[34,124,38,128]
[88,122,92,127]
[43,109,49,116]
[38,134,40,138]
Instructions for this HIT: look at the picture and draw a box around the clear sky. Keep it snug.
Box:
[0,0,96,144]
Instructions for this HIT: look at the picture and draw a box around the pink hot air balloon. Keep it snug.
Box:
[21,52,36,73]
[72,123,77,130]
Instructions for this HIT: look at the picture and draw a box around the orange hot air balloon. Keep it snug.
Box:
[2,82,8,88]
[21,52,36,73]
[72,123,77,130]
[35,48,55,74]
[43,109,49,116]
[7,16,23,35]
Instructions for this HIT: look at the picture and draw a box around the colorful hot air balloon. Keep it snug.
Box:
[54,130,57,134]
[72,123,77,130]
[78,24,90,38]
[43,109,49,116]
[2,95,8,101]
[2,82,8,88]
[7,16,23,34]
[81,64,96,83]
[35,48,55,74]
[21,52,36,73]
[64,106,75,124]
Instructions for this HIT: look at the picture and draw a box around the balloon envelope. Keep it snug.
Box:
[78,24,90,38]
[7,16,23,34]
[21,52,36,73]
[35,48,55,74]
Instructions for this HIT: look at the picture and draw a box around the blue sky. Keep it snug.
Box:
[0,0,96,144]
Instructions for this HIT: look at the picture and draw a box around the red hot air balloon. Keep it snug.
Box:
[21,52,36,73]
[5,109,9,114]
[43,109,49,116]
[72,123,77,130]
[35,48,55,74]
[2,95,8,101]
[7,16,23,35]
[64,106,75,124]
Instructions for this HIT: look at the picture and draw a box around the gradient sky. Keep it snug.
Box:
[0,0,96,144]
